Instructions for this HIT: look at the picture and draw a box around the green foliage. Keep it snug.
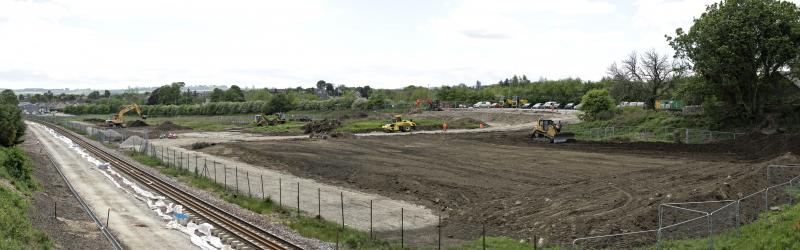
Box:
[436,78,604,105]
[669,0,800,119]
[265,93,293,114]
[224,85,245,102]
[0,147,38,193]
[147,82,191,105]
[0,105,25,147]
[0,89,19,105]
[579,89,615,121]
[0,188,52,249]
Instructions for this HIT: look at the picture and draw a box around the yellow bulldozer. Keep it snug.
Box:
[382,115,417,133]
[530,118,575,143]
[254,113,287,126]
[105,103,146,127]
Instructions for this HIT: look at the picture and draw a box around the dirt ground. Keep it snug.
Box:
[197,129,800,246]
[20,133,114,250]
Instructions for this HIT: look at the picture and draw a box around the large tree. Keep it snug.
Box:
[0,89,19,105]
[224,85,245,102]
[607,50,685,108]
[669,0,800,119]
[0,105,25,147]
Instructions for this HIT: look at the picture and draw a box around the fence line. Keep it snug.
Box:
[564,125,746,144]
[573,164,800,249]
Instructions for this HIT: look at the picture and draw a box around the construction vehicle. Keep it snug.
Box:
[382,115,417,133]
[254,113,287,126]
[105,103,146,127]
[415,99,445,111]
[503,96,528,108]
[530,118,575,143]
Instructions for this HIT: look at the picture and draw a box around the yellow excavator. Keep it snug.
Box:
[530,118,575,143]
[254,113,287,126]
[105,103,146,127]
[382,115,417,133]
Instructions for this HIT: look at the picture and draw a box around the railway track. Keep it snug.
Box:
[36,120,302,250]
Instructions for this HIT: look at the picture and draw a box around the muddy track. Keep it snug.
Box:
[198,130,800,246]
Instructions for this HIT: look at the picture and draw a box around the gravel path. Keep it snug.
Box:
[20,132,116,250]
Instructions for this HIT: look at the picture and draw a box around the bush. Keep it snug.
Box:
[579,89,615,121]
[0,105,25,147]
[190,142,212,149]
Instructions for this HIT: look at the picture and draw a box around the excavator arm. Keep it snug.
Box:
[107,103,146,127]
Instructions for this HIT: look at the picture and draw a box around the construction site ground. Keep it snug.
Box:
[195,129,800,246]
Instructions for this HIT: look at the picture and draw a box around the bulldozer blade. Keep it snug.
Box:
[553,133,576,143]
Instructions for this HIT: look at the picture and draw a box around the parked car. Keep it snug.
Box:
[543,101,559,109]
[531,103,543,109]
[564,103,575,109]
[574,103,583,110]
[473,101,491,108]
[521,103,532,109]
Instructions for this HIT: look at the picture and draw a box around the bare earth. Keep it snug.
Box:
[197,130,794,246]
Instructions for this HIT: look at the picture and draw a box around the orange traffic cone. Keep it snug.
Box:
[479,123,485,129]
[443,122,448,131]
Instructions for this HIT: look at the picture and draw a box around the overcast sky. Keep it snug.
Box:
[0,0,782,90]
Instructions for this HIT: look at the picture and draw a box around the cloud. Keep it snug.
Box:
[460,29,510,39]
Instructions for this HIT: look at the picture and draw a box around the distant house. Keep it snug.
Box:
[17,102,38,114]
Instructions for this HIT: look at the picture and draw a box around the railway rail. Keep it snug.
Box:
[35,120,302,250]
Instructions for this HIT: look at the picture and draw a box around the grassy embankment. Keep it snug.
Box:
[0,147,52,249]
[564,107,714,142]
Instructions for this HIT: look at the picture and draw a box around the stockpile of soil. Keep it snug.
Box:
[302,119,342,134]
[156,121,190,130]
[82,118,106,124]
[126,120,149,127]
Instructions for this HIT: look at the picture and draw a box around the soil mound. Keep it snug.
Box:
[83,118,106,124]
[126,120,149,127]
[302,119,342,134]
[713,133,800,161]
[119,136,145,150]
[156,121,190,130]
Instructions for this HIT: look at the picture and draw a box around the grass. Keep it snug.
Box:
[0,147,51,249]
[244,121,306,134]
[637,201,800,249]
[564,107,716,143]
[0,187,52,249]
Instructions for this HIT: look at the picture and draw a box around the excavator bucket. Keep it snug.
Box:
[553,132,576,143]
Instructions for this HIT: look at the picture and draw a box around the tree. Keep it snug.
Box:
[147,82,185,105]
[0,89,19,105]
[210,88,225,102]
[103,90,111,98]
[579,89,615,121]
[88,91,101,101]
[607,50,684,108]
[0,105,25,147]
[224,85,245,102]
[265,93,293,113]
[669,0,800,119]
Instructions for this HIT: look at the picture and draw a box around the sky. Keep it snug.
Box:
[0,0,779,90]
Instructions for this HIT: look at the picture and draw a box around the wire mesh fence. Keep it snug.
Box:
[574,164,800,249]
[563,126,745,144]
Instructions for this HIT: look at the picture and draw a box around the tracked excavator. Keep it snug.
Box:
[530,118,575,143]
[105,103,146,127]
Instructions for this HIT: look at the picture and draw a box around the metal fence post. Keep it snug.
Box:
[261,174,265,200]
[247,171,252,197]
[685,128,690,144]
[340,192,345,230]
[235,166,239,194]
[296,182,300,215]
[707,213,713,250]
[736,200,741,236]
[657,204,662,249]
[401,207,404,250]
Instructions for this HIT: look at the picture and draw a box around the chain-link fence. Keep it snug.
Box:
[563,126,745,144]
[573,164,800,249]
